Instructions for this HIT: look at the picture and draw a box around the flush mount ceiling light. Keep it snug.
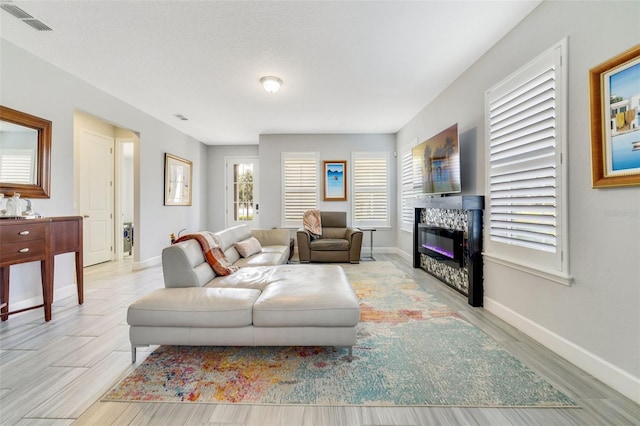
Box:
[260,76,282,94]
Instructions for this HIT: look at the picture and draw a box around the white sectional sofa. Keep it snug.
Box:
[127,225,361,362]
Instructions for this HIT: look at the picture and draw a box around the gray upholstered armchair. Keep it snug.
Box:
[297,211,363,264]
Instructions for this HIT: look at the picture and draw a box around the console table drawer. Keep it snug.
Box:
[1,216,83,322]
[0,240,46,264]
[0,223,46,244]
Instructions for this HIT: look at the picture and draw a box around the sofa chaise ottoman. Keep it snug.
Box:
[128,262,361,362]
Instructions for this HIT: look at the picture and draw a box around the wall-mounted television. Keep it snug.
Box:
[412,123,461,196]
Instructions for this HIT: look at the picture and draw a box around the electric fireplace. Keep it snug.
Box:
[418,225,464,268]
[411,195,484,307]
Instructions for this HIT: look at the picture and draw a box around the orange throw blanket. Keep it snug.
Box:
[303,209,322,238]
[174,232,238,276]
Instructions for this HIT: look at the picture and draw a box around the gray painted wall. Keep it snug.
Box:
[396,0,640,400]
[1,39,207,306]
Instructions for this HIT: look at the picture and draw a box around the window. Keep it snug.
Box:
[281,152,318,228]
[0,149,35,183]
[232,163,254,221]
[225,157,259,228]
[485,39,570,284]
[400,148,416,232]
[352,151,390,228]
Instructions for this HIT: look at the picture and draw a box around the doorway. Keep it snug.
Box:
[226,157,259,228]
[116,139,135,259]
[74,111,137,266]
[78,129,114,266]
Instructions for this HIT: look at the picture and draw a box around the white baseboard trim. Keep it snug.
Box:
[8,284,78,314]
[132,255,161,271]
[368,246,398,254]
[485,297,640,404]
[396,248,412,263]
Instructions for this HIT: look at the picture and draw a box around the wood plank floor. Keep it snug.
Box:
[1,255,638,425]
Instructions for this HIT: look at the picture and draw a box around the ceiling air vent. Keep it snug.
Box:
[0,4,33,19]
[0,2,53,31]
[23,18,52,31]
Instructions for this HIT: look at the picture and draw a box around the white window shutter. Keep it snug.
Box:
[352,152,390,228]
[401,150,416,231]
[282,153,318,227]
[485,39,570,282]
[488,66,558,253]
[0,150,35,183]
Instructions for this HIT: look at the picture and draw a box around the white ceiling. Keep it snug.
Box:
[0,0,541,145]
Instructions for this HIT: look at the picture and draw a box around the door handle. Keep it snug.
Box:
[19,230,30,236]
[19,248,30,253]
[83,215,90,218]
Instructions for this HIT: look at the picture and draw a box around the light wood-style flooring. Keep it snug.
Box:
[1,255,638,425]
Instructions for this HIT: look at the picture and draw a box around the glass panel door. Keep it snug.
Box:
[226,157,259,228]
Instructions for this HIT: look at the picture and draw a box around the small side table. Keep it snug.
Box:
[359,228,376,261]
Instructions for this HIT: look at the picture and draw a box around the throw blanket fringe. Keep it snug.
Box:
[174,232,238,276]
[303,209,322,238]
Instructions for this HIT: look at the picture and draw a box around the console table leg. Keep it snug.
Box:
[75,250,84,305]
[41,260,52,322]
[0,267,9,321]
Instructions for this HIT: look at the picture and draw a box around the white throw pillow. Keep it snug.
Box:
[234,236,262,258]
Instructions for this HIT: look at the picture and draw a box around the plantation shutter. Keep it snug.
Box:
[485,39,569,282]
[352,152,390,228]
[401,149,415,231]
[0,149,35,183]
[282,152,318,227]
[488,66,558,252]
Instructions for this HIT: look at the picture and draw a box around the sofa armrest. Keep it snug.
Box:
[346,227,363,264]
[251,228,290,246]
[162,240,217,288]
[345,227,363,242]
[296,228,312,262]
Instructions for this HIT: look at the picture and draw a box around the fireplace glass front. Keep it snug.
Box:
[418,226,464,267]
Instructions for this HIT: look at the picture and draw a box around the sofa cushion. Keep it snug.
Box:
[214,225,253,264]
[234,236,262,258]
[310,238,350,251]
[162,239,216,288]
[173,232,239,276]
[207,266,275,291]
[252,265,360,327]
[234,251,288,267]
[251,229,291,247]
[127,287,260,328]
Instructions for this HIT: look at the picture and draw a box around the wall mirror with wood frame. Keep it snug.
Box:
[0,106,51,198]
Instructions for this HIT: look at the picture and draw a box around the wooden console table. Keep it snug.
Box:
[0,216,83,321]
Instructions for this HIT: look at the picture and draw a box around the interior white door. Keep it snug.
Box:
[226,157,259,228]
[79,130,114,266]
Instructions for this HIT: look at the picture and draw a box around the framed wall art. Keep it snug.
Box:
[164,153,192,205]
[589,44,640,188]
[323,160,347,201]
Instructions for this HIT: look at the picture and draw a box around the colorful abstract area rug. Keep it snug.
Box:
[103,261,577,407]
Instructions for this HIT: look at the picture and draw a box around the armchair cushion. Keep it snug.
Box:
[310,239,350,251]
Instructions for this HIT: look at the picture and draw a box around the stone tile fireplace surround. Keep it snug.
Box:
[412,196,484,307]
